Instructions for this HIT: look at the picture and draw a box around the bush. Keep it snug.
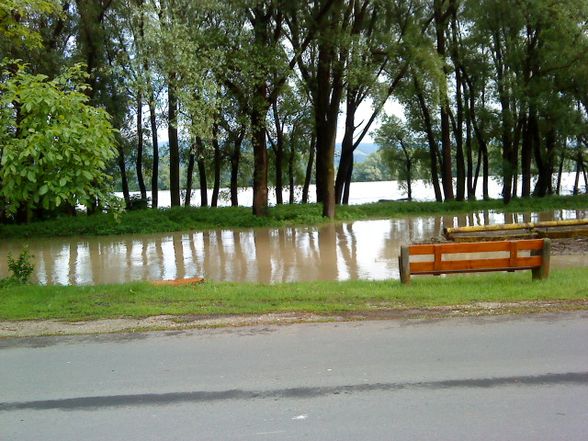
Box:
[6,248,35,284]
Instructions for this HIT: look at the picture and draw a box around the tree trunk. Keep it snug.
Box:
[450,8,465,201]
[335,94,356,205]
[511,117,523,199]
[211,125,221,207]
[482,139,490,200]
[184,149,195,207]
[406,155,413,201]
[534,126,555,197]
[117,145,131,207]
[573,151,581,195]
[521,113,533,197]
[434,0,454,201]
[136,94,147,200]
[493,31,516,204]
[464,85,474,200]
[582,160,588,193]
[251,102,269,216]
[168,80,180,207]
[288,140,295,204]
[302,136,315,204]
[342,162,353,205]
[313,0,347,219]
[196,138,208,207]
[314,69,341,218]
[230,130,244,207]
[454,74,465,201]
[414,77,443,202]
[149,94,159,208]
[272,101,284,205]
[501,126,514,204]
[555,143,565,195]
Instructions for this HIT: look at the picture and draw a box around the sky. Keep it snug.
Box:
[335,98,404,144]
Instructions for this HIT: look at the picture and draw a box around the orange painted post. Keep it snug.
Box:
[399,246,411,284]
[507,241,517,272]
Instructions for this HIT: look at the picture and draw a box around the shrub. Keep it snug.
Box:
[6,248,35,284]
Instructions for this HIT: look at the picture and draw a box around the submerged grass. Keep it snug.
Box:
[1,268,587,321]
[1,194,587,239]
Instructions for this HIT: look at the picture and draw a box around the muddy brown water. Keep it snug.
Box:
[0,210,586,285]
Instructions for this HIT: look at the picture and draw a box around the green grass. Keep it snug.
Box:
[1,194,587,239]
[1,268,587,321]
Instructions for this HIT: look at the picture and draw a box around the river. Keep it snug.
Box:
[124,172,586,207]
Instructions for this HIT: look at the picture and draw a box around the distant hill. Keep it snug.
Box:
[335,143,379,164]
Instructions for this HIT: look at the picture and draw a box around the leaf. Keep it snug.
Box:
[39,184,49,195]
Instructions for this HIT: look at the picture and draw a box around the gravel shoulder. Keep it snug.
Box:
[2,300,588,338]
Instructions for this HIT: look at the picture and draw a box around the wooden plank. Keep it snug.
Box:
[445,219,588,236]
[409,239,544,255]
[451,233,538,242]
[407,244,436,255]
[410,256,542,274]
[437,256,541,271]
[444,223,532,235]
[445,220,588,241]
[412,266,540,275]
[151,277,205,286]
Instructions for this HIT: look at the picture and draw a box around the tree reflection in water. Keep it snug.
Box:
[1,209,584,285]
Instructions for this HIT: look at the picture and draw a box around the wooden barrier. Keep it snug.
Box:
[399,238,551,284]
[444,219,588,241]
[151,277,205,286]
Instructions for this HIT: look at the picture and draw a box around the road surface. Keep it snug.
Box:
[1,313,588,440]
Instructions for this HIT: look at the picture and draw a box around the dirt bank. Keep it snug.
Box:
[550,237,588,255]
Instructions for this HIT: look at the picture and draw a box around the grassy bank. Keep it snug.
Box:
[1,268,587,321]
[1,194,587,239]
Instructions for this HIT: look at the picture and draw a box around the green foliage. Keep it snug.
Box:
[0,63,121,219]
[352,150,393,182]
[375,115,429,195]
[6,247,34,284]
[0,0,60,51]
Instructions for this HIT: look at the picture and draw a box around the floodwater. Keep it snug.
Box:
[124,172,586,207]
[0,209,586,285]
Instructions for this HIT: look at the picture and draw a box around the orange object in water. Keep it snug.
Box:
[151,277,205,286]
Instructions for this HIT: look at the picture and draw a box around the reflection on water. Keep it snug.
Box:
[0,210,586,285]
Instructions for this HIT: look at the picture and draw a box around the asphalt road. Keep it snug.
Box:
[1,313,588,441]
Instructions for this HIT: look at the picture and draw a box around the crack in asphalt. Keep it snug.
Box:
[2,371,587,412]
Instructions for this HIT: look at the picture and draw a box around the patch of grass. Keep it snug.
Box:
[1,268,586,321]
[0,194,586,239]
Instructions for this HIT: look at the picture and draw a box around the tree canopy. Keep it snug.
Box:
[1,0,587,223]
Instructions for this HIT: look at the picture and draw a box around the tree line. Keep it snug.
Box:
[1,0,587,223]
